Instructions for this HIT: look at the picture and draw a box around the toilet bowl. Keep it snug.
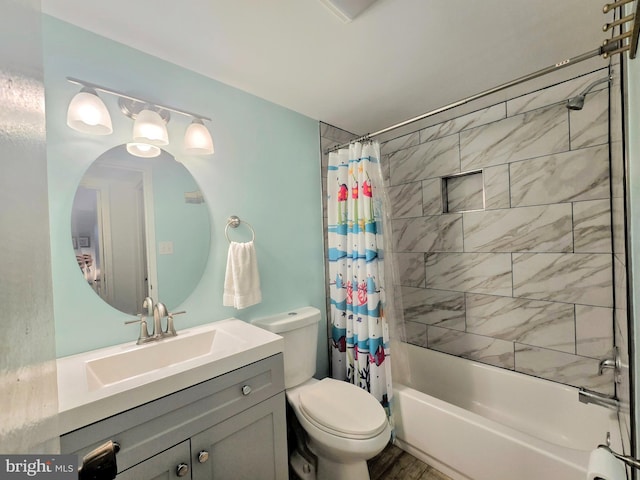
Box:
[287,377,391,480]
[251,307,391,480]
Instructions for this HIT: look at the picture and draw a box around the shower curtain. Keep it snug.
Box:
[327,141,393,415]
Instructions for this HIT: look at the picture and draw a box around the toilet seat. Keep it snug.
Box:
[297,378,388,440]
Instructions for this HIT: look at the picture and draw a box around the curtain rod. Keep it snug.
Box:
[326,43,621,154]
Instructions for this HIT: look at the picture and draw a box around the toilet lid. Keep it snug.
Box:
[298,378,388,439]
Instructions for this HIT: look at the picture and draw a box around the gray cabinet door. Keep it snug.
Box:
[191,393,288,480]
[116,440,191,480]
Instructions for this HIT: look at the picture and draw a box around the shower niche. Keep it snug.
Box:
[441,170,484,213]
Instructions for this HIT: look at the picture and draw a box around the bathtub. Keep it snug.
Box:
[392,343,621,480]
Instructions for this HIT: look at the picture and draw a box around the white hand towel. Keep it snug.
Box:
[223,241,262,309]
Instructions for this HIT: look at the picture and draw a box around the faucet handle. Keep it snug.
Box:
[124,314,143,325]
[125,314,152,344]
[165,310,186,337]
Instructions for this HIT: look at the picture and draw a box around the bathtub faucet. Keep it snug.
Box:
[598,346,620,376]
[578,388,619,410]
[598,358,616,375]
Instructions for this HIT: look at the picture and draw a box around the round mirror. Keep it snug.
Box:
[71,145,211,315]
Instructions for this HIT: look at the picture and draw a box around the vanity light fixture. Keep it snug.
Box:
[66,87,113,135]
[65,77,215,156]
[132,108,169,146]
[184,118,215,155]
[126,142,161,158]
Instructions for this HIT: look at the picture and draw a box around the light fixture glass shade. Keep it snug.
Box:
[66,87,113,135]
[133,109,169,146]
[126,142,161,158]
[184,119,214,155]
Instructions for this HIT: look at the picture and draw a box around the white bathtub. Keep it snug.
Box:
[393,343,621,480]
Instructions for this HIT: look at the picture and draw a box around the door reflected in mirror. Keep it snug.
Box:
[71,145,211,315]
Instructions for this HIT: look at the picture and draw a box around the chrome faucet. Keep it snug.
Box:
[125,298,186,343]
[597,346,620,376]
[152,303,186,338]
[598,358,617,375]
[153,302,169,339]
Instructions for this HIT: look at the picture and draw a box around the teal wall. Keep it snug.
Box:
[148,151,211,308]
[43,16,328,377]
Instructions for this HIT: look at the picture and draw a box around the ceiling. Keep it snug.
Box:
[42,0,610,135]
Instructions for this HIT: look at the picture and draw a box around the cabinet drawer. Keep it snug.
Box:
[61,353,284,473]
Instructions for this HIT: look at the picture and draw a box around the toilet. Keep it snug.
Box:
[252,307,391,480]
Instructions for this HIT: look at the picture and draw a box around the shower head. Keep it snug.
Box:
[566,96,586,111]
[565,76,611,110]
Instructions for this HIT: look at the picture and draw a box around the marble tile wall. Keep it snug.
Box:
[383,67,621,395]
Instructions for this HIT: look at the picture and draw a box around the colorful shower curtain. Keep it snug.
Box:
[327,141,392,415]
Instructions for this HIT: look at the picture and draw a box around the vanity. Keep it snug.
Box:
[57,120,291,478]
[57,319,288,479]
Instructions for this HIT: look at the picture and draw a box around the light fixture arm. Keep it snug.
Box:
[66,77,212,122]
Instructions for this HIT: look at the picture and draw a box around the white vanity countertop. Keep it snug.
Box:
[56,318,283,435]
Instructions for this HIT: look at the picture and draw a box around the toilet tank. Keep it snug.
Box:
[252,306,320,389]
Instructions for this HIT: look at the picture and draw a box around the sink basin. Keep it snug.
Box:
[85,328,244,391]
[57,318,284,435]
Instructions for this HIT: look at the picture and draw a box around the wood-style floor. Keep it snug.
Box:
[368,443,453,480]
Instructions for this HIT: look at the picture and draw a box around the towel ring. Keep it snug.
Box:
[225,215,256,243]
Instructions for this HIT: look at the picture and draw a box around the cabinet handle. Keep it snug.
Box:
[241,385,252,396]
[176,463,189,477]
[198,450,209,463]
